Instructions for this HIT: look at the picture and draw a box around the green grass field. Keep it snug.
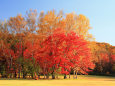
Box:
[0,75,115,86]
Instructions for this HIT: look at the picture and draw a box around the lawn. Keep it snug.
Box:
[0,75,115,86]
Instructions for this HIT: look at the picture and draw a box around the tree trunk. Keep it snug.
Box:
[56,75,58,79]
[46,74,49,79]
[9,53,13,78]
[69,73,70,79]
[52,73,55,79]
[18,68,20,78]
[38,74,40,79]
[64,74,67,79]
[73,70,75,79]
[14,71,17,78]
[75,71,77,79]
[44,74,45,79]
[31,73,34,79]
[10,73,12,78]
[23,71,27,79]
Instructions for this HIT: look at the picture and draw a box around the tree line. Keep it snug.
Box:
[0,9,115,79]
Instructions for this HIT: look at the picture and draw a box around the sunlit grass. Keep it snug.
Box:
[0,75,115,86]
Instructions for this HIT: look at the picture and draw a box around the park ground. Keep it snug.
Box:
[0,75,115,86]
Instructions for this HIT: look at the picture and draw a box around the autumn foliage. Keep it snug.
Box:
[0,9,115,79]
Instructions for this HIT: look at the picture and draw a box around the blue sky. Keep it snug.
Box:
[0,0,115,46]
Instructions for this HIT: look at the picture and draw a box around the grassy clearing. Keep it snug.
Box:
[0,75,115,86]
